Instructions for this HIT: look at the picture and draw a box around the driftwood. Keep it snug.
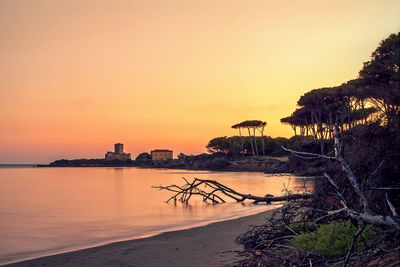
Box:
[153,177,312,204]
[322,172,399,229]
[152,124,397,266]
[282,125,399,230]
[282,124,399,266]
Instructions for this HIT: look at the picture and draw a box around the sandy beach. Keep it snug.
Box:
[4,209,276,267]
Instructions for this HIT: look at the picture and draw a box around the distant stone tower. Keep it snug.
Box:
[115,143,123,154]
[105,143,131,161]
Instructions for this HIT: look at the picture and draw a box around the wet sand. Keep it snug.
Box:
[4,209,276,267]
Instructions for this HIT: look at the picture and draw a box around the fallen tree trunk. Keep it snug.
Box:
[281,124,400,230]
[153,177,313,204]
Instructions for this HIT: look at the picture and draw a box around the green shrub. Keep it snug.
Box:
[290,221,379,258]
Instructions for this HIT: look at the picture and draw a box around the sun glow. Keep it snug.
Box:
[1,0,399,163]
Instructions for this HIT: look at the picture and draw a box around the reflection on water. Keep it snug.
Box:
[0,167,313,264]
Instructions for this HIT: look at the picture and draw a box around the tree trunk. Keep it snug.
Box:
[260,126,266,156]
[291,125,297,135]
[238,128,244,157]
[247,127,255,156]
[253,128,259,156]
[319,125,324,155]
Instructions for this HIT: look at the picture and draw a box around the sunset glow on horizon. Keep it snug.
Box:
[1,0,399,163]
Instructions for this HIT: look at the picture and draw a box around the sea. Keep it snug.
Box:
[0,166,313,265]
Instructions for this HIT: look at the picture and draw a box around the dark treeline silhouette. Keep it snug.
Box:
[276,32,400,223]
[232,120,267,156]
[282,32,400,209]
[203,32,400,228]
[206,135,319,158]
[165,33,400,266]
[281,32,399,154]
[208,119,323,159]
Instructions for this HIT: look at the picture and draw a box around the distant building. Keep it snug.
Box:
[114,143,123,154]
[151,149,173,161]
[105,143,131,161]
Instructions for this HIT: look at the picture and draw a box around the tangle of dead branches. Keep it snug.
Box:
[153,177,312,204]
[152,125,399,266]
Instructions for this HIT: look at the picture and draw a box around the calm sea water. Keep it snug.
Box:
[0,167,313,265]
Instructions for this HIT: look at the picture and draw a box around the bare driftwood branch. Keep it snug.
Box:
[153,178,313,204]
[324,171,399,229]
[367,159,385,180]
[365,187,400,190]
[282,124,399,230]
[280,146,335,160]
[311,208,346,227]
[385,192,398,218]
[282,125,371,212]
[346,209,399,229]
[332,125,372,214]
[323,173,349,208]
[323,173,399,228]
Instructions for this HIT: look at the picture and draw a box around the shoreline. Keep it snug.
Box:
[3,208,278,267]
[20,165,307,177]
[4,163,294,175]
[34,165,287,174]
[35,155,292,174]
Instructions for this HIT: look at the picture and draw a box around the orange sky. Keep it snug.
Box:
[0,0,399,163]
